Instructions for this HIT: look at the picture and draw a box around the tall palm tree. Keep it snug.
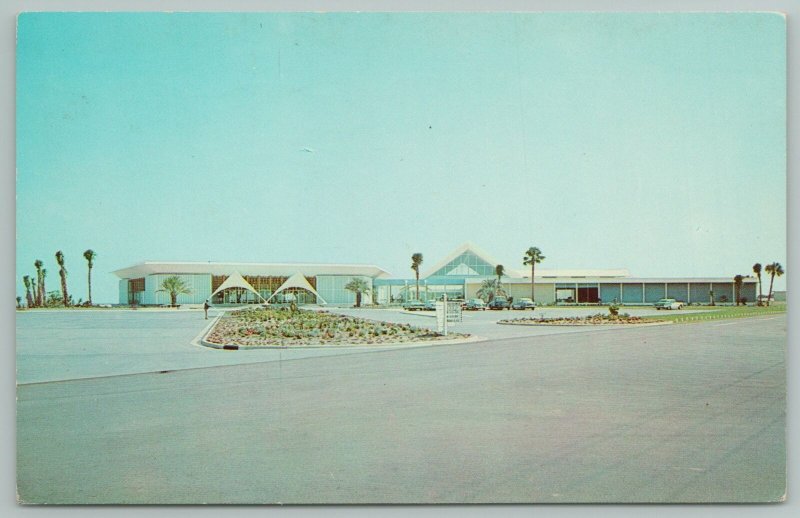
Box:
[157,275,192,306]
[30,278,37,308]
[495,264,505,296]
[55,251,69,306]
[34,259,43,307]
[411,253,423,300]
[764,262,784,307]
[733,274,744,305]
[23,275,34,308]
[41,269,47,306]
[523,247,545,302]
[752,263,763,304]
[83,249,97,306]
[344,278,371,308]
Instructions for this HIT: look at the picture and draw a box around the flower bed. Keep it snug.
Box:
[499,313,660,326]
[205,308,466,347]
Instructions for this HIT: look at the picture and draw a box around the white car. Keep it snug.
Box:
[654,298,684,310]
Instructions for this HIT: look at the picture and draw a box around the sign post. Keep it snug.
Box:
[436,293,462,336]
[443,293,448,336]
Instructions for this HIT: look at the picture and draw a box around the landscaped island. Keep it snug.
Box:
[205,308,465,347]
[499,313,660,326]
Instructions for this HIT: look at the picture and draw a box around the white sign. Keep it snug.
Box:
[436,302,446,333]
[435,294,462,335]
[446,302,462,323]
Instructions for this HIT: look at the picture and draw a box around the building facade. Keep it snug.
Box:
[113,262,389,306]
[371,243,756,305]
[114,243,758,306]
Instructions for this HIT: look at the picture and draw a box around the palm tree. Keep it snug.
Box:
[523,247,545,302]
[157,275,192,306]
[476,279,504,302]
[41,269,47,307]
[22,275,33,308]
[30,278,37,308]
[34,259,43,307]
[411,253,423,300]
[733,275,744,305]
[344,278,371,308]
[495,264,505,296]
[764,262,784,307]
[752,263,763,304]
[55,251,69,306]
[16,296,22,309]
[83,249,96,306]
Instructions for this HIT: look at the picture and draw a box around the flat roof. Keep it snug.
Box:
[465,277,757,284]
[112,261,392,279]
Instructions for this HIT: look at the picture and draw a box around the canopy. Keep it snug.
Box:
[209,271,267,303]
[266,272,327,305]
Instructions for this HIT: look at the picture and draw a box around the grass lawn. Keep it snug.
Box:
[645,303,786,323]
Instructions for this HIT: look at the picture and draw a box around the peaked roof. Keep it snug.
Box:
[266,272,327,304]
[209,271,267,302]
[421,242,505,279]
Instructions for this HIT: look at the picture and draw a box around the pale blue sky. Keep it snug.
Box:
[16,12,786,303]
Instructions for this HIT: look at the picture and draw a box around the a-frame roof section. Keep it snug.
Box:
[209,271,267,302]
[422,242,504,279]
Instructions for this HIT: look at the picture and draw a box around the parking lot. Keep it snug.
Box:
[16,306,687,384]
[16,312,786,503]
[329,305,702,340]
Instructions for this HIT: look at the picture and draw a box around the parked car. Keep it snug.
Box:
[488,296,511,310]
[402,299,426,311]
[464,298,487,310]
[423,300,438,311]
[511,297,536,310]
[654,298,684,310]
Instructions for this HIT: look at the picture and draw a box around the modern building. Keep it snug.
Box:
[113,243,758,306]
[112,262,390,306]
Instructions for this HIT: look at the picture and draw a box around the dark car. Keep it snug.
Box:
[464,298,487,310]
[402,300,426,311]
[423,300,438,311]
[511,297,536,310]
[488,296,511,310]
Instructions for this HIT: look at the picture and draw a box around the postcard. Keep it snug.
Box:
[15,12,786,504]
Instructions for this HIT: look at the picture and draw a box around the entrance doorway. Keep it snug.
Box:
[577,287,600,303]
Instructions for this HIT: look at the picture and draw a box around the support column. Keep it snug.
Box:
[687,282,691,304]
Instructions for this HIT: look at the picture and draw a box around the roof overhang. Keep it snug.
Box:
[112,261,392,279]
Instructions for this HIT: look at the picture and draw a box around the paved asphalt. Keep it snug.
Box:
[16,306,699,384]
[16,314,785,504]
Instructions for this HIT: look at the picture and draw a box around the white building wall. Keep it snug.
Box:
[118,279,129,305]
[316,275,373,305]
[143,274,212,305]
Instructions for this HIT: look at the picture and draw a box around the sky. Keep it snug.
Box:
[16,12,786,303]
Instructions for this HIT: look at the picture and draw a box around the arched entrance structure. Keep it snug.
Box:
[266,271,327,305]
[209,271,268,304]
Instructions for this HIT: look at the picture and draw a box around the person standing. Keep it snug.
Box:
[204,300,211,320]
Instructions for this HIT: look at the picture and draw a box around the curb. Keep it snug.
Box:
[196,312,480,350]
[497,320,673,327]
